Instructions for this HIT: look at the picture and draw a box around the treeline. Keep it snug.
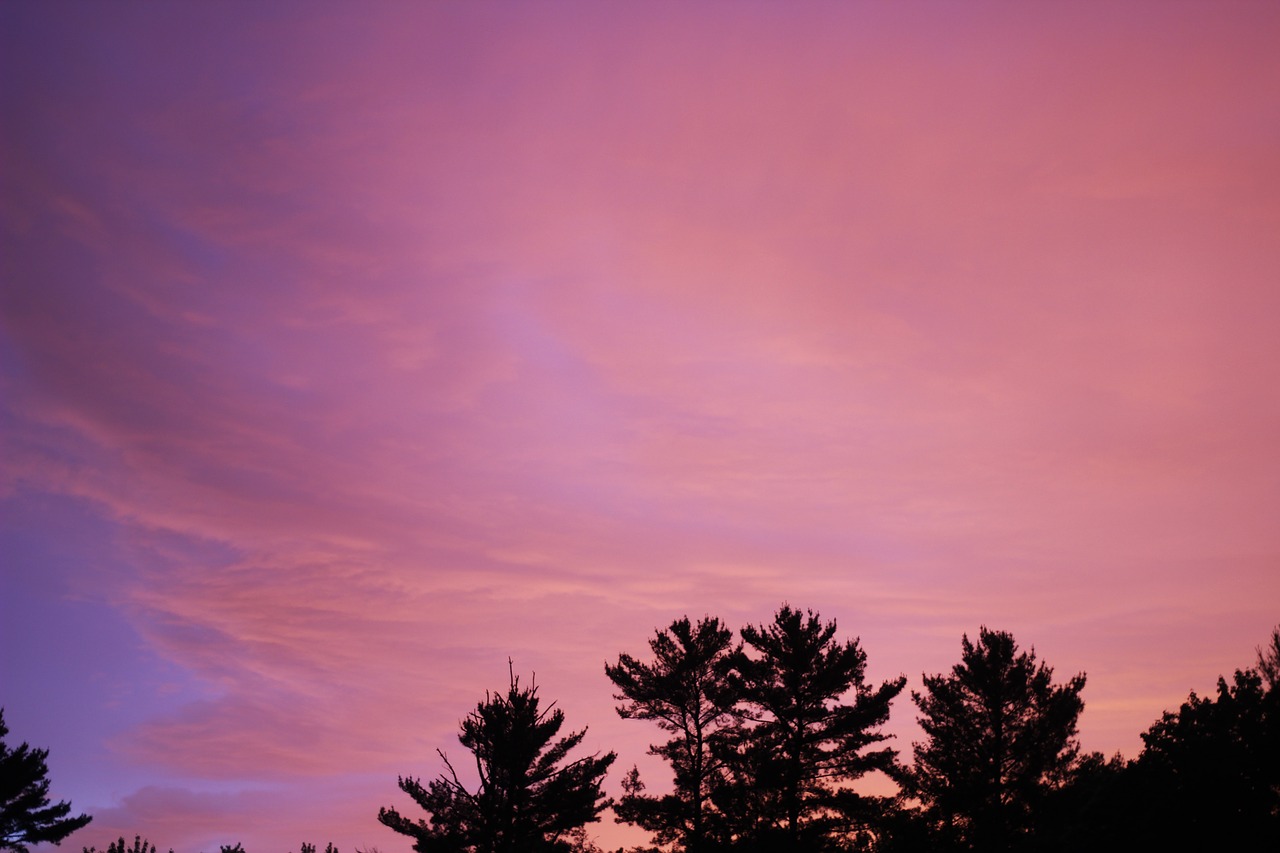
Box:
[382,605,1279,853]
[3,608,1278,853]
[79,841,342,853]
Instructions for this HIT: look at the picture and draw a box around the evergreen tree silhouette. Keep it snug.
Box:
[1,709,92,853]
[606,616,742,853]
[295,843,339,853]
[726,605,906,851]
[379,665,616,853]
[82,836,173,853]
[906,628,1084,853]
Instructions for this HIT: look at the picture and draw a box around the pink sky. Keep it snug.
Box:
[2,2,1279,851]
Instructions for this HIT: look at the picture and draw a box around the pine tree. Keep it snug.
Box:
[1,709,92,853]
[605,616,742,852]
[729,605,906,851]
[82,836,173,853]
[379,666,616,853]
[907,628,1085,853]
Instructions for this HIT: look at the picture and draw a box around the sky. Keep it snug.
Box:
[2,1,1279,850]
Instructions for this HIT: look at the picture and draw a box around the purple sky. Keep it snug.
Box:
[3,2,1279,851]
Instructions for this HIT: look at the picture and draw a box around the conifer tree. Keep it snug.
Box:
[606,616,742,852]
[907,628,1085,852]
[729,605,906,851]
[379,667,616,853]
[295,843,339,853]
[82,836,173,853]
[1,709,92,853]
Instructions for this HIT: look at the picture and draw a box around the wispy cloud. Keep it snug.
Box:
[3,2,1278,850]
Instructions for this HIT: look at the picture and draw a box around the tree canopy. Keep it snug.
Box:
[1126,665,1280,849]
[906,628,1085,852]
[1257,624,1280,691]
[606,616,741,853]
[1,709,92,853]
[82,836,174,853]
[607,606,905,851]
[379,668,616,853]
[726,606,906,851]
[13,613,1280,853]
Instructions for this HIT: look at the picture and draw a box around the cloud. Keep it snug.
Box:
[3,1,1279,848]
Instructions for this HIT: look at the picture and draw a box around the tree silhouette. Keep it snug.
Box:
[379,666,616,853]
[1031,750,1133,853]
[296,844,339,853]
[82,837,173,853]
[1128,664,1280,849]
[605,616,742,853]
[727,605,906,851]
[1257,623,1280,690]
[906,628,1084,853]
[1,709,92,853]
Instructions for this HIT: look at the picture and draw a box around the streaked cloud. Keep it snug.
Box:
[3,2,1278,850]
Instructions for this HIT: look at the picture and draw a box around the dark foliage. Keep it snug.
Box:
[1035,750,1133,853]
[905,628,1085,852]
[379,667,616,853]
[82,837,173,853]
[725,605,906,851]
[605,616,742,853]
[0,709,92,853]
[296,844,340,853]
[1258,624,1280,691]
[1124,665,1280,849]
[26,619,1280,853]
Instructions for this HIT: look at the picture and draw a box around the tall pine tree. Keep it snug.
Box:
[907,628,1085,853]
[729,605,906,851]
[606,616,742,853]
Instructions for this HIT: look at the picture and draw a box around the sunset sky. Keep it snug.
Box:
[2,2,1279,851]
